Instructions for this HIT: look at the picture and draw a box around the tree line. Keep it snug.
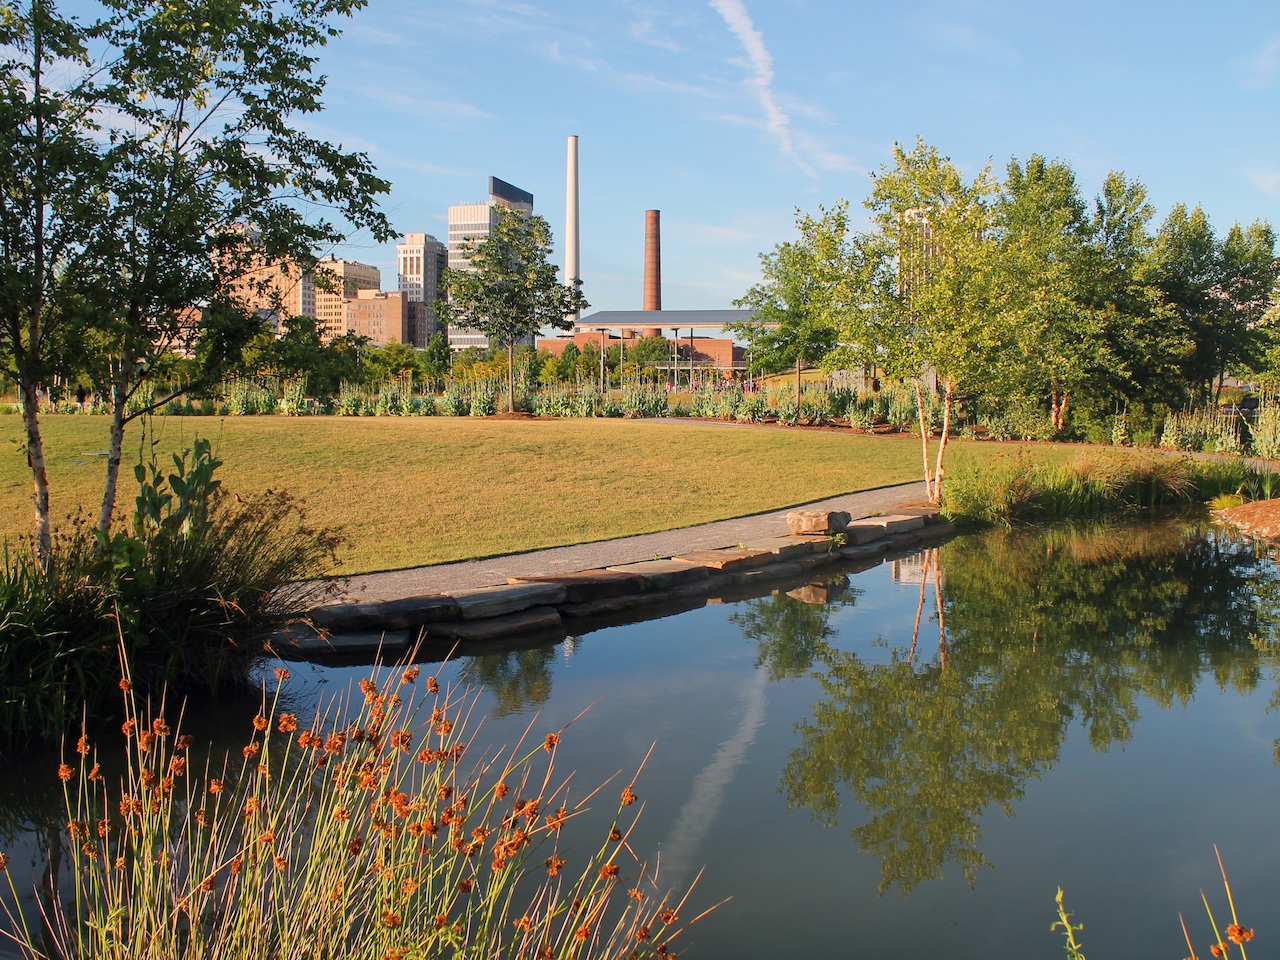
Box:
[731,138,1279,501]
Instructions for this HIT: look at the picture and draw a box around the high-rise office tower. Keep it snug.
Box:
[397,232,447,347]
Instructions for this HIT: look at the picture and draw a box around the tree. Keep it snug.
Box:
[420,331,453,390]
[440,209,587,413]
[0,0,393,557]
[860,138,1001,504]
[729,203,853,405]
[994,155,1098,432]
[1152,203,1228,401]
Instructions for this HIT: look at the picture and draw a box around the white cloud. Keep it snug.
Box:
[708,0,815,177]
[547,41,602,71]
[1240,37,1280,91]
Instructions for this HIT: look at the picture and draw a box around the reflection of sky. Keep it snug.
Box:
[6,533,1278,960]
[260,553,1280,960]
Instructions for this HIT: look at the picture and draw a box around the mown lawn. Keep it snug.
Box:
[0,414,1059,575]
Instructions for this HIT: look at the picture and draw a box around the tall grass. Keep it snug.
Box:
[0,666,705,960]
[942,451,1273,526]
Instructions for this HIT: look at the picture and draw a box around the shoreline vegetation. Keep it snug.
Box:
[0,664,707,960]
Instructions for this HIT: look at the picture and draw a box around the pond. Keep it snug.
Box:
[3,518,1279,959]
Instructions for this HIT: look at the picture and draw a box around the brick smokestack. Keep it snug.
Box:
[643,210,661,311]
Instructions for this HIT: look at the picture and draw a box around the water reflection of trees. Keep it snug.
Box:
[742,521,1280,895]
[456,645,560,717]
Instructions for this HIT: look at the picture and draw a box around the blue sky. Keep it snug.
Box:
[308,0,1278,314]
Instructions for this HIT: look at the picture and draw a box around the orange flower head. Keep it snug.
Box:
[495,782,509,799]
[243,742,260,759]
[57,764,74,782]
[402,666,420,684]
[0,853,8,872]
[252,715,268,732]
[601,863,620,879]
[545,855,566,877]
[621,787,637,806]
[629,888,644,902]
[208,779,224,794]
[176,735,194,751]
[151,718,170,738]
[1227,926,1255,945]
[458,878,474,894]
[118,678,131,692]
[381,911,402,929]
[427,676,439,694]
[277,714,299,733]
[121,719,136,738]
[1210,944,1225,959]
[75,735,90,756]
[544,733,560,753]
[611,827,623,842]
[274,667,290,683]
[273,855,288,872]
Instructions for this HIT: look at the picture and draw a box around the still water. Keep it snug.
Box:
[4,519,1280,958]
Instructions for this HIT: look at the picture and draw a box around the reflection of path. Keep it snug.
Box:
[658,667,769,888]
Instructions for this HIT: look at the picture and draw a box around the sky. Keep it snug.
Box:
[301,0,1279,315]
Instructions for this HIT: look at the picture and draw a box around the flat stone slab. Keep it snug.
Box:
[605,559,710,591]
[311,595,460,632]
[450,583,567,620]
[507,569,646,603]
[419,606,563,642]
[868,514,927,534]
[787,509,851,535]
[843,521,888,545]
[740,536,818,561]
[672,547,775,573]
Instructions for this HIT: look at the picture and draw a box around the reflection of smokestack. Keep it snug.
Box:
[643,209,661,311]
[565,135,580,323]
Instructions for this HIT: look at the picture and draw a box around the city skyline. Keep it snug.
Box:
[304,0,1279,315]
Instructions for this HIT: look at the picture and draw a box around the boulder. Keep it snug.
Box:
[786,510,851,536]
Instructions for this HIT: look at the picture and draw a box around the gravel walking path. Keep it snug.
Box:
[328,480,930,603]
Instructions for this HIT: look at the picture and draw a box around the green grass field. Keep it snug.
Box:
[0,414,1072,575]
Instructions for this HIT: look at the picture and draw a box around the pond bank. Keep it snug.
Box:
[275,481,952,662]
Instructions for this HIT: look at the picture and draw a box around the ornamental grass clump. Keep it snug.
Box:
[0,666,706,960]
[0,440,340,747]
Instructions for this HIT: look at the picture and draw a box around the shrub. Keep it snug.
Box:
[736,391,768,423]
[1248,401,1280,460]
[621,385,669,419]
[0,440,340,746]
[470,382,497,417]
[774,391,799,426]
[0,668,703,960]
[441,382,469,416]
[277,377,308,416]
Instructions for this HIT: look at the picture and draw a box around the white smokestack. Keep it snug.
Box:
[565,134,580,324]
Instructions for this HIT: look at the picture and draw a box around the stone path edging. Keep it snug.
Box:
[274,481,956,662]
